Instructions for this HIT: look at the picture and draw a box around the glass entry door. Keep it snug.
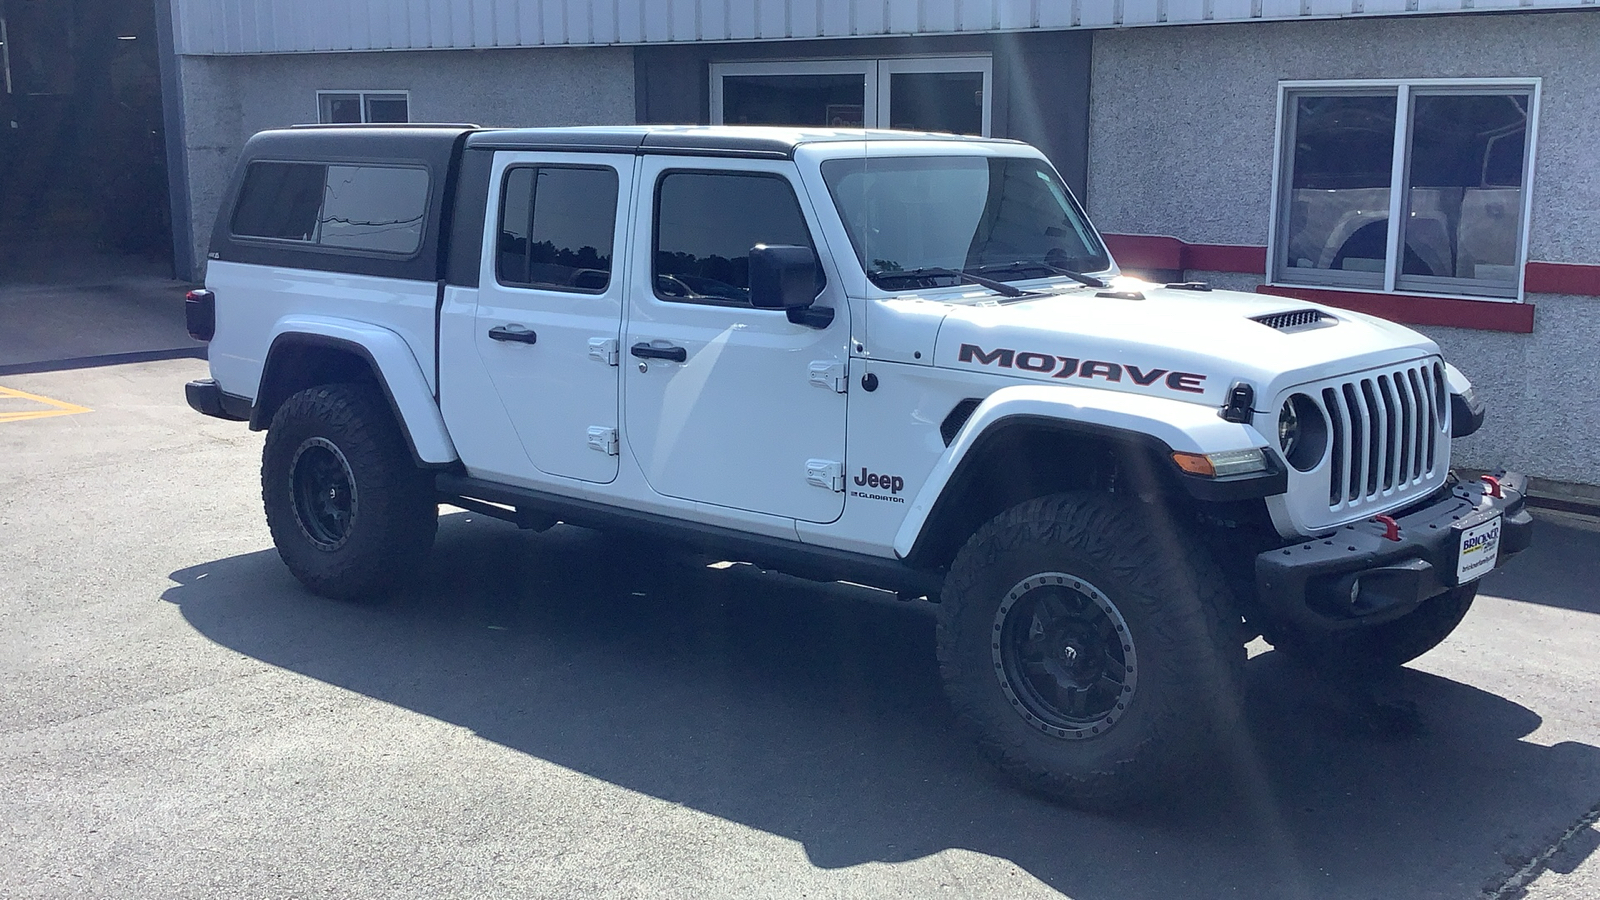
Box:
[712,57,991,136]
[713,60,875,129]
[879,58,990,135]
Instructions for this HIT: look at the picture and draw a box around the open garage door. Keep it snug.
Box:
[0,0,172,276]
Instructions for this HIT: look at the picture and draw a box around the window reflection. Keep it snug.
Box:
[497,166,618,292]
[654,172,815,305]
[1400,94,1528,288]
[1282,94,1397,285]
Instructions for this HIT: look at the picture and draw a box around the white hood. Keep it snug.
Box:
[928,284,1441,408]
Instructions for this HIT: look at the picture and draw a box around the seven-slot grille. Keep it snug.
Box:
[1319,360,1448,510]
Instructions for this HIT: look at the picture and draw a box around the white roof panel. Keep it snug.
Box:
[170,0,1600,54]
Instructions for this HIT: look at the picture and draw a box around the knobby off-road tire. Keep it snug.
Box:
[261,382,438,602]
[937,491,1245,809]
[1270,583,1478,674]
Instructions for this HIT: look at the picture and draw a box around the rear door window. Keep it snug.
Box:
[231,162,430,255]
[496,166,620,292]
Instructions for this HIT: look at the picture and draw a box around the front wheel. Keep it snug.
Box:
[937,492,1245,808]
[261,382,438,601]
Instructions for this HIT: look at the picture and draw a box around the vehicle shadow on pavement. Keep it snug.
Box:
[162,512,1600,899]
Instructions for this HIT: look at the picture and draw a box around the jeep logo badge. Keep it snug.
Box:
[851,468,907,504]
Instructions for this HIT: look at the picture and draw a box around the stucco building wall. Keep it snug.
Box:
[1088,11,1600,484]
[174,45,636,273]
[1086,11,1600,260]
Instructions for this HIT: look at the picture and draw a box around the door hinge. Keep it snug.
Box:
[588,337,620,366]
[806,358,844,390]
[808,360,847,393]
[587,426,619,456]
[806,459,845,492]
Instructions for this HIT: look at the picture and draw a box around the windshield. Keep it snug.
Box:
[820,155,1110,292]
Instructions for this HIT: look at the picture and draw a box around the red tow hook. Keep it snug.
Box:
[1372,514,1401,542]
[1481,474,1504,498]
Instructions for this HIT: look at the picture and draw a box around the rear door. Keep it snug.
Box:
[474,153,635,483]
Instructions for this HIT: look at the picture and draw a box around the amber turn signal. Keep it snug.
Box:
[1171,452,1216,477]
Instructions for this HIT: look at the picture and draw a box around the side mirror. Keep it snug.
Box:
[748,244,820,310]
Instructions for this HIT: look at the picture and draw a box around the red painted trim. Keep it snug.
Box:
[1183,243,1268,274]
[1100,233,1183,270]
[1254,285,1535,334]
[1101,233,1265,275]
[1102,233,1600,299]
[1525,261,1600,296]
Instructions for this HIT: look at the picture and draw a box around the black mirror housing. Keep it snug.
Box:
[749,244,820,310]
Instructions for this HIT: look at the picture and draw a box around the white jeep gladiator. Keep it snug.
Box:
[185,124,1531,807]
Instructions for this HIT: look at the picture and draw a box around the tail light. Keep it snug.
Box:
[185,289,215,341]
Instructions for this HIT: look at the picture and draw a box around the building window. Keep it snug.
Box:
[1272,80,1538,300]
[317,91,409,124]
[711,57,991,136]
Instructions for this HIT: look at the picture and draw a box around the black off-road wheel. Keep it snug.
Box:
[937,491,1245,809]
[1269,583,1479,673]
[261,382,438,602]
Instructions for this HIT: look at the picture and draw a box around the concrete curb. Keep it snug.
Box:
[1460,469,1600,519]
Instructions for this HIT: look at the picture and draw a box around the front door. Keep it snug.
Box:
[475,153,634,483]
[623,158,850,523]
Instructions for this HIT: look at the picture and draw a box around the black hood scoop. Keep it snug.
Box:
[1252,308,1334,331]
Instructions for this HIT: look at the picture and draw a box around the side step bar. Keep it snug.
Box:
[435,472,943,596]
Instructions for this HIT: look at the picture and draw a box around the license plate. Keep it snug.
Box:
[1456,515,1502,584]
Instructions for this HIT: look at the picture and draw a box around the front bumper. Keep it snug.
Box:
[1255,471,1533,632]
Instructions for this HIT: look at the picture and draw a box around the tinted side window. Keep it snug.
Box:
[497,166,619,292]
[231,162,325,241]
[319,166,430,254]
[654,172,815,306]
[230,161,430,256]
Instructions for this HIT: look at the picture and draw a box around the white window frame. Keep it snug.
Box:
[710,56,993,136]
[1267,77,1541,303]
[1,16,13,96]
[315,90,411,125]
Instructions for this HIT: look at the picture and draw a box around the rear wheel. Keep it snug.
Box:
[262,382,437,601]
[1270,583,1478,672]
[937,492,1245,808]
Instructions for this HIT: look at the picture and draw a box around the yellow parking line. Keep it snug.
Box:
[0,385,92,424]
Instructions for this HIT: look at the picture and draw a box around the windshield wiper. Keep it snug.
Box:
[970,260,1109,289]
[868,266,1029,298]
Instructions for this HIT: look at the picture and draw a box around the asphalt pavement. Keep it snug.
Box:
[0,241,203,374]
[1,355,1597,899]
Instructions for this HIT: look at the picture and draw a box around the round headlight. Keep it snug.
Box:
[1278,399,1301,457]
[1279,393,1328,472]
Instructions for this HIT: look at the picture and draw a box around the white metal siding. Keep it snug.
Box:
[171,0,1599,54]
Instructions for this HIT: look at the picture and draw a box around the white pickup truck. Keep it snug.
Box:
[185,124,1531,808]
